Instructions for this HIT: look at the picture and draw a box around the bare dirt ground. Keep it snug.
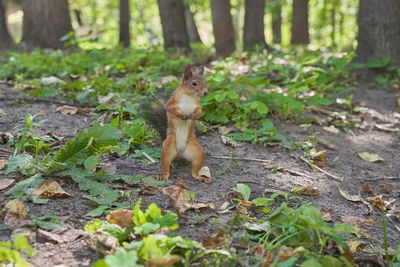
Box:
[0,83,399,266]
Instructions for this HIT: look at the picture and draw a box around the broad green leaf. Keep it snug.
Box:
[236,183,251,201]
[84,155,99,170]
[13,234,33,257]
[134,222,160,235]
[139,236,165,260]
[105,249,141,267]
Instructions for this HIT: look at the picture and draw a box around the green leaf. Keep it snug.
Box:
[301,257,322,267]
[13,234,33,257]
[155,213,179,230]
[5,154,40,176]
[31,214,64,231]
[236,183,251,201]
[86,205,108,217]
[321,255,342,267]
[132,200,146,226]
[85,220,103,234]
[84,155,99,170]
[139,235,165,260]
[105,249,141,267]
[134,222,160,235]
[144,203,161,221]
[278,257,298,267]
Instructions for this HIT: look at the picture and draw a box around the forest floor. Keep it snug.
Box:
[1,79,399,266]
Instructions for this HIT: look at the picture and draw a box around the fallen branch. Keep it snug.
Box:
[300,157,343,181]
[142,151,156,164]
[363,177,399,181]
[210,155,275,164]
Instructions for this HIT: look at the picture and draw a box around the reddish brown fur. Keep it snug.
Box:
[160,66,211,183]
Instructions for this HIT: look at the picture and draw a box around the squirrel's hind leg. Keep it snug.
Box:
[160,137,177,180]
[183,141,211,183]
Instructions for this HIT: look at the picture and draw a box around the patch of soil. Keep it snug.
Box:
[1,84,399,266]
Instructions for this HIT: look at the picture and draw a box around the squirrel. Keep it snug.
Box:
[144,65,211,183]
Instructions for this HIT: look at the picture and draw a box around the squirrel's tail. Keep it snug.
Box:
[141,96,168,141]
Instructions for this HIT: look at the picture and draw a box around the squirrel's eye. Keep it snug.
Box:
[191,80,198,86]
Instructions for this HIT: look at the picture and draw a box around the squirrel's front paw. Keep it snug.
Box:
[189,113,201,120]
[157,174,169,180]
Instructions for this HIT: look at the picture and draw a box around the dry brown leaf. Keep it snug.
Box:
[323,125,339,134]
[0,159,8,170]
[247,245,265,257]
[319,207,333,222]
[374,123,400,132]
[139,186,158,196]
[378,181,391,193]
[32,180,71,199]
[0,108,6,117]
[79,107,96,115]
[291,185,320,196]
[346,241,368,252]
[341,216,374,227]
[107,209,133,228]
[98,93,115,104]
[162,184,215,214]
[0,199,27,226]
[221,135,238,148]
[89,230,120,255]
[36,110,47,116]
[339,188,361,202]
[0,178,14,190]
[146,255,181,267]
[218,126,235,135]
[38,226,88,244]
[202,230,232,249]
[357,152,384,163]
[262,251,275,267]
[366,195,385,210]
[199,166,211,178]
[361,186,374,194]
[279,246,306,262]
[56,105,79,115]
[356,135,369,142]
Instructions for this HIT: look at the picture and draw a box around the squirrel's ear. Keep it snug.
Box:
[195,66,204,76]
[182,66,193,81]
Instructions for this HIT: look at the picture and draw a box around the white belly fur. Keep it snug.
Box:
[176,95,196,153]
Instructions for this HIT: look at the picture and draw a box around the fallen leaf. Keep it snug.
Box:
[0,159,8,170]
[39,226,87,244]
[162,184,214,214]
[107,209,133,228]
[98,93,115,104]
[0,178,14,190]
[89,229,120,255]
[378,181,391,193]
[387,204,400,219]
[32,180,71,199]
[341,216,374,227]
[320,207,333,222]
[202,230,232,249]
[35,110,47,116]
[56,105,79,115]
[291,185,320,196]
[356,135,369,142]
[374,123,400,132]
[221,135,238,148]
[0,199,27,226]
[366,195,385,210]
[0,108,6,116]
[323,125,339,134]
[139,186,158,196]
[279,246,306,262]
[79,107,96,115]
[146,255,181,267]
[357,152,384,163]
[346,241,368,252]
[262,251,275,267]
[41,76,63,85]
[339,188,361,202]
[218,126,236,135]
[247,245,265,257]
[361,186,374,194]
[199,166,211,178]
[310,149,326,167]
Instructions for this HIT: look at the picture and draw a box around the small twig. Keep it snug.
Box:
[300,157,343,181]
[238,180,261,185]
[363,177,399,181]
[211,155,275,164]
[142,151,156,164]
[264,165,317,180]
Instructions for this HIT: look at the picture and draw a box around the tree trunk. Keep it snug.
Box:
[157,0,190,51]
[184,4,202,43]
[272,4,282,44]
[210,0,235,57]
[356,0,400,65]
[22,0,73,49]
[0,0,13,49]
[243,0,266,50]
[291,0,309,44]
[119,0,130,47]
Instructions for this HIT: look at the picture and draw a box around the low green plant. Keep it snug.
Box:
[0,234,33,267]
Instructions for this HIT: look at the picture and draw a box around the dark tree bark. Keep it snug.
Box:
[243,0,266,50]
[0,0,13,49]
[291,0,309,44]
[184,4,202,43]
[356,0,400,65]
[22,0,73,49]
[272,4,282,44]
[210,0,235,57]
[119,0,130,47]
[157,0,190,51]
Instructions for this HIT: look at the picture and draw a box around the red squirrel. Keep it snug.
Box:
[160,65,210,183]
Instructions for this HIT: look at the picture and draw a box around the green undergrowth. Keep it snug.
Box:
[85,186,358,267]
